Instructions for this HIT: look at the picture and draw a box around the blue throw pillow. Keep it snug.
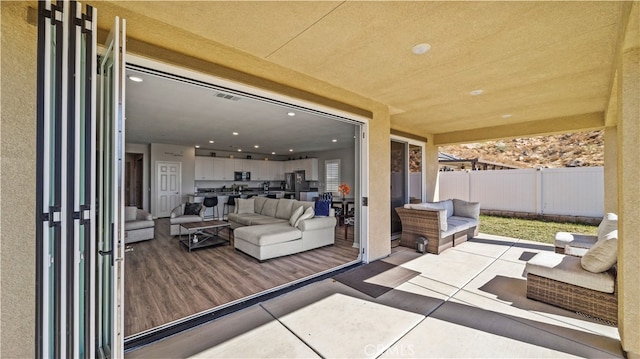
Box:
[314,200,331,217]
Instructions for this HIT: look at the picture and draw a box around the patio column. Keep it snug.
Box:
[603,126,617,213]
[617,3,640,357]
[425,134,439,201]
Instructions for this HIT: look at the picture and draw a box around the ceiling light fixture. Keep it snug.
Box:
[232,132,239,136]
[470,89,484,96]
[501,114,512,119]
[128,75,143,82]
[289,149,293,152]
[237,149,242,152]
[332,139,337,143]
[271,152,276,155]
[287,112,296,117]
[195,145,200,148]
[254,145,259,148]
[411,43,431,55]
[209,140,214,144]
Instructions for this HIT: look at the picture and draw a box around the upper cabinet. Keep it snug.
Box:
[284,158,318,181]
[195,157,317,181]
[194,157,214,180]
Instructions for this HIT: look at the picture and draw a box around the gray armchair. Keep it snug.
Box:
[169,202,206,236]
[124,206,155,243]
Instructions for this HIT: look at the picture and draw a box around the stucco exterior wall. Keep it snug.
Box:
[603,126,618,213]
[0,2,38,357]
[618,3,640,355]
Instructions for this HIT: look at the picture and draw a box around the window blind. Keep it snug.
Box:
[325,159,340,193]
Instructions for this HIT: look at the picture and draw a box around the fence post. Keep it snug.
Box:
[536,168,543,215]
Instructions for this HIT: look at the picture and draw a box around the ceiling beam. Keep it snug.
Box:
[432,112,604,146]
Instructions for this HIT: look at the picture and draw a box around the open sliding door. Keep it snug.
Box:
[36,1,126,357]
[97,16,127,358]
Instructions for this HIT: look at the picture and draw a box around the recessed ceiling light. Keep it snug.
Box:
[254,145,259,148]
[501,114,512,119]
[209,140,215,144]
[332,139,337,143]
[128,75,143,82]
[237,149,242,152]
[287,112,295,117]
[470,89,484,96]
[195,145,200,148]
[271,152,276,155]
[411,43,431,55]
[289,149,293,152]
[232,132,239,136]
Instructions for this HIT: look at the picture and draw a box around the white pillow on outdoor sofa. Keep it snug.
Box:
[581,229,618,273]
[597,213,618,241]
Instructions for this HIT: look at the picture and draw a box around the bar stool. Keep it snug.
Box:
[203,197,219,220]
[223,196,237,220]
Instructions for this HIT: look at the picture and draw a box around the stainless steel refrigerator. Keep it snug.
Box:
[284,170,309,199]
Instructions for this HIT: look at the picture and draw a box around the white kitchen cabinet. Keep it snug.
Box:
[302,158,319,181]
[268,161,284,180]
[249,160,267,180]
[212,157,233,180]
[194,157,214,180]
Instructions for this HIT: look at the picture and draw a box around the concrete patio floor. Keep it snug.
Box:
[126,234,623,358]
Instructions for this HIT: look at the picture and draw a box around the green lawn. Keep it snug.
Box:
[479,215,597,244]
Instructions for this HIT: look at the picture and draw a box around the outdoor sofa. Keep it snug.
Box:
[395,198,480,254]
[526,213,618,325]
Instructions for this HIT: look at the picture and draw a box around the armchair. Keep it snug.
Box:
[124,206,155,243]
[169,202,206,236]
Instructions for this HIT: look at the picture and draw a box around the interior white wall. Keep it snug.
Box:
[125,143,150,211]
[149,143,195,216]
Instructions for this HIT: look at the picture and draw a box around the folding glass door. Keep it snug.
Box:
[36,1,126,357]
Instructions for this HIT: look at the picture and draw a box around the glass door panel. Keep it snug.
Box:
[390,140,407,237]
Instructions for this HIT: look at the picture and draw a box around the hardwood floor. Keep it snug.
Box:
[124,218,360,336]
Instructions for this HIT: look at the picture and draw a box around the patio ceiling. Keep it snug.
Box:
[96,1,627,145]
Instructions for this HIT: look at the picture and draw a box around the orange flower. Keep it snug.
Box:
[338,183,351,196]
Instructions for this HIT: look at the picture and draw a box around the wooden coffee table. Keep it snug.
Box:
[179,220,230,252]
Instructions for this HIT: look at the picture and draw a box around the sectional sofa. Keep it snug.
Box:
[228,197,337,261]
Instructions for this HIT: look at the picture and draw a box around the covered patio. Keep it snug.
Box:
[127,233,622,358]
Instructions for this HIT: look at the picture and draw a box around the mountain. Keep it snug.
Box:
[439,130,604,169]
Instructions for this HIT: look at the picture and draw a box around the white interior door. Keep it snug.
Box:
[156,161,182,217]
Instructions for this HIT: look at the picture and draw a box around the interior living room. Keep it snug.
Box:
[122,63,365,338]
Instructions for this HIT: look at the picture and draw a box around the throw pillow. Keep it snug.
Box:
[295,206,315,227]
[236,198,255,214]
[289,205,304,227]
[597,213,618,241]
[184,202,202,216]
[314,200,331,217]
[452,199,480,219]
[581,230,618,273]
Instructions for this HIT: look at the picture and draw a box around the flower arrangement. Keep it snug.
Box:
[338,183,351,200]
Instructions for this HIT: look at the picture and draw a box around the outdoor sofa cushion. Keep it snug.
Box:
[581,230,618,273]
[526,251,615,293]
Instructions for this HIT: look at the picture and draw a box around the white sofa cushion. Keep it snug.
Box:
[526,252,615,293]
[289,205,304,227]
[275,199,295,220]
[236,198,255,214]
[261,198,279,217]
[234,223,301,246]
[254,196,268,214]
[125,206,138,221]
[295,206,315,227]
[124,220,154,230]
[581,230,618,273]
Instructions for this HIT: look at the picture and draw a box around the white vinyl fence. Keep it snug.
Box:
[439,167,604,218]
